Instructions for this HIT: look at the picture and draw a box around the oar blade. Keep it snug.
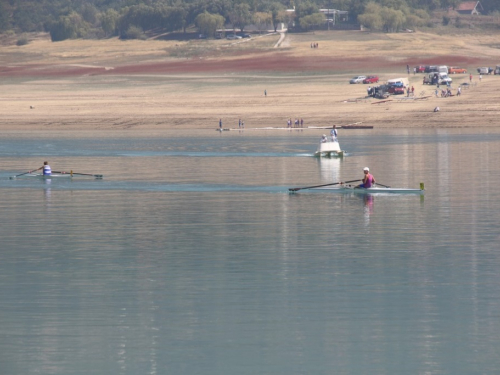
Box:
[11,169,36,178]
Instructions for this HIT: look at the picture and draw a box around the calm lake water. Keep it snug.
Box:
[1,128,500,375]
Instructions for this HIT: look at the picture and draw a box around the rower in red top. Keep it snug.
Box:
[358,167,375,188]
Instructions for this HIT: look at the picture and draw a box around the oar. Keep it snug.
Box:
[375,182,390,188]
[9,169,37,179]
[53,171,104,179]
[289,179,360,192]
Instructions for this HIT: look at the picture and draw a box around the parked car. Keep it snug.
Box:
[414,65,426,73]
[349,76,366,84]
[363,76,379,84]
[371,85,390,99]
[477,67,492,74]
[425,65,438,73]
[423,72,452,85]
[448,67,467,74]
[495,65,500,75]
[226,34,242,40]
[387,81,405,95]
[237,33,251,38]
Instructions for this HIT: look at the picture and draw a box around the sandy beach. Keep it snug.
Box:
[1,30,500,132]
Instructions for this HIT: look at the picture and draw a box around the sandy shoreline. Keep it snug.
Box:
[1,31,500,132]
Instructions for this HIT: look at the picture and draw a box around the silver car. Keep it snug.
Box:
[349,75,366,84]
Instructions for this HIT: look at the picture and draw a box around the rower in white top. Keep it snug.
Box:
[36,161,52,176]
[330,125,338,142]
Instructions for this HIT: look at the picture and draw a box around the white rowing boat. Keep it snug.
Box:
[310,184,424,194]
[315,139,344,157]
[10,171,103,179]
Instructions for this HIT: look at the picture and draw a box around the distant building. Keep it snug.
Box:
[456,1,484,15]
[319,9,349,24]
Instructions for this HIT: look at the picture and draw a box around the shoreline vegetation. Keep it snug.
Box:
[1,30,500,131]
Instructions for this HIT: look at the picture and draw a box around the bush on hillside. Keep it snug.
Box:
[120,26,147,40]
[16,35,29,45]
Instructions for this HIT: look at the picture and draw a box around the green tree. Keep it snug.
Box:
[229,3,252,32]
[381,6,405,32]
[441,0,462,10]
[295,1,318,19]
[12,1,47,32]
[164,6,187,32]
[0,0,11,32]
[357,2,383,30]
[405,9,429,28]
[80,3,99,25]
[101,8,119,36]
[269,3,286,32]
[253,11,272,33]
[49,13,80,41]
[195,11,224,37]
[299,12,325,30]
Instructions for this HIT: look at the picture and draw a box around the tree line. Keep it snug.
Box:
[1,0,499,41]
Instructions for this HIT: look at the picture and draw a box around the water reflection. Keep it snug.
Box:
[363,194,374,223]
[317,157,341,182]
[43,178,52,202]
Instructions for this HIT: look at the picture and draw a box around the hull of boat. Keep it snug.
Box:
[19,173,74,179]
[311,186,424,194]
[315,141,344,157]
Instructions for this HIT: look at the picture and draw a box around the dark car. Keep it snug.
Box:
[425,65,438,73]
[237,33,251,38]
[363,75,379,84]
[371,85,390,99]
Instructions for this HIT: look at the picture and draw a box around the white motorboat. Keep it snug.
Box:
[315,138,344,157]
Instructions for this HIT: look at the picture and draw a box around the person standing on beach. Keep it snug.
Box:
[264,89,267,97]
[219,119,222,130]
[469,73,472,82]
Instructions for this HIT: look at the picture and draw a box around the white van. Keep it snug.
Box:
[423,72,452,85]
[477,67,491,74]
[438,65,448,73]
